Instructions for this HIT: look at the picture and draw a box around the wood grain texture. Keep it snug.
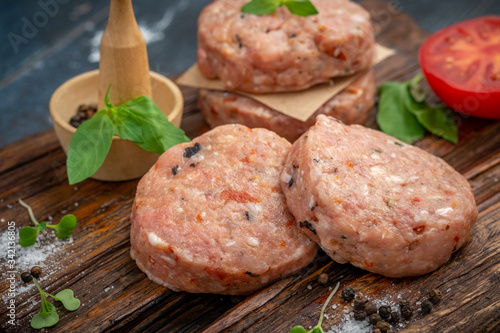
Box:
[1,1,499,332]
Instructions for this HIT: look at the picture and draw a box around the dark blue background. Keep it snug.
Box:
[1,0,499,147]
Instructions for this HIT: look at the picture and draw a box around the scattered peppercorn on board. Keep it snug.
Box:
[1,0,499,332]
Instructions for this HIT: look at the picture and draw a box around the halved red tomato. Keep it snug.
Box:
[419,16,500,119]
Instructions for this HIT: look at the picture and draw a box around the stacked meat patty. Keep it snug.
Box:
[280,115,478,278]
[130,125,317,295]
[197,0,376,141]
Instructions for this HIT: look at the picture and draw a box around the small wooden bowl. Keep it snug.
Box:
[50,70,183,182]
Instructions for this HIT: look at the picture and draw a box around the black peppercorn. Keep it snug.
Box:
[318,273,329,285]
[31,266,42,279]
[21,272,32,283]
[378,305,391,319]
[354,295,368,310]
[428,289,442,304]
[390,311,400,324]
[399,298,410,309]
[421,300,433,315]
[376,320,390,333]
[401,305,413,319]
[354,310,366,321]
[365,301,378,315]
[369,313,382,325]
[341,286,356,302]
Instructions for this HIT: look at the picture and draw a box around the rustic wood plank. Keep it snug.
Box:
[1,0,499,332]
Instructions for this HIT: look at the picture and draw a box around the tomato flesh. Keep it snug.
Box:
[419,16,500,119]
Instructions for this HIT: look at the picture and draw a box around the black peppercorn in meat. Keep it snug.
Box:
[421,300,433,315]
[365,301,378,315]
[21,272,32,283]
[341,286,356,302]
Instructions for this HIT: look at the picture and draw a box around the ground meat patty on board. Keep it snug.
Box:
[197,0,375,93]
[280,115,478,278]
[199,69,375,142]
[130,124,317,295]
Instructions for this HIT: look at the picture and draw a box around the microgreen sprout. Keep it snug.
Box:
[30,277,81,329]
[290,282,340,333]
[18,199,77,247]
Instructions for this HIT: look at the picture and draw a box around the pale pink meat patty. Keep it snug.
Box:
[280,115,478,278]
[130,124,317,295]
[197,0,375,93]
[199,69,375,142]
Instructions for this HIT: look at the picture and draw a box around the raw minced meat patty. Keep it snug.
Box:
[197,0,375,93]
[130,124,317,295]
[280,115,478,278]
[199,69,375,142]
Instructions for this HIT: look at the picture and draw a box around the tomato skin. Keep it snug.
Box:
[419,16,500,119]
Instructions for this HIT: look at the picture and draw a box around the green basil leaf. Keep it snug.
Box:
[54,289,81,311]
[284,0,318,16]
[408,74,427,103]
[406,101,458,144]
[290,326,308,333]
[377,82,425,144]
[67,111,114,185]
[19,226,39,247]
[112,96,190,155]
[241,0,280,15]
[31,300,58,329]
[47,214,77,239]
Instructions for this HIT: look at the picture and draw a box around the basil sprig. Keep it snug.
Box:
[242,0,318,17]
[67,86,190,185]
[377,74,458,144]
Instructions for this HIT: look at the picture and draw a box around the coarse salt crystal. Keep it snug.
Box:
[307,285,312,290]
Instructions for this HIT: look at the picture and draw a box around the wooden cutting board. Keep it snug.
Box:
[1,0,499,332]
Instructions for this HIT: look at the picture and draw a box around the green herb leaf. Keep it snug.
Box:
[283,0,318,16]
[408,74,427,102]
[290,326,308,333]
[112,96,190,155]
[54,289,81,311]
[377,74,459,144]
[242,0,318,16]
[31,306,59,329]
[377,81,425,144]
[47,215,77,239]
[19,226,39,247]
[67,111,114,185]
[407,102,458,144]
[242,0,280,15]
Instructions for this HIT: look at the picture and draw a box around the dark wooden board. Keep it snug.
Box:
[1,1,499,332]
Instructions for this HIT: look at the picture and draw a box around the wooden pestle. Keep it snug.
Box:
[98,0,152,110]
